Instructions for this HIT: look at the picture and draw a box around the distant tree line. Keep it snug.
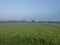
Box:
[0,20,60,23]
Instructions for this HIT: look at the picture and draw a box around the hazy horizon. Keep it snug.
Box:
[0,0,60,21]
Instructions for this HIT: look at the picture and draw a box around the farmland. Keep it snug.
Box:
[0,23,60,45]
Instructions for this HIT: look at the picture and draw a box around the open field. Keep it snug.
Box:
[0,23,60,45]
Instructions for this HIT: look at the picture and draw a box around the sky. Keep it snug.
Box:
[0,0,60,21]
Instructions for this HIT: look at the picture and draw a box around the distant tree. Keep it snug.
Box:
[20,20,27,22]
[32,20,35,22]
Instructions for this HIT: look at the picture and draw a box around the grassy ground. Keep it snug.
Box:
[0,23,60,45]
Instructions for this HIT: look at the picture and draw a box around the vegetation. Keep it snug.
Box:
[0,23,60,45]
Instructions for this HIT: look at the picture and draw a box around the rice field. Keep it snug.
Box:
[0,23,60,45]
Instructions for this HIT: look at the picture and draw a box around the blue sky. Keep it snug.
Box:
[0,0,60,21]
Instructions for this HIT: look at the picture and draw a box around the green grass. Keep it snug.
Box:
[0,23,60,45]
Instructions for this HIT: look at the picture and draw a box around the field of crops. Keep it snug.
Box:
[0,23,60,45]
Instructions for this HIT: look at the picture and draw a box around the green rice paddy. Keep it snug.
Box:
[0,23,60,45]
